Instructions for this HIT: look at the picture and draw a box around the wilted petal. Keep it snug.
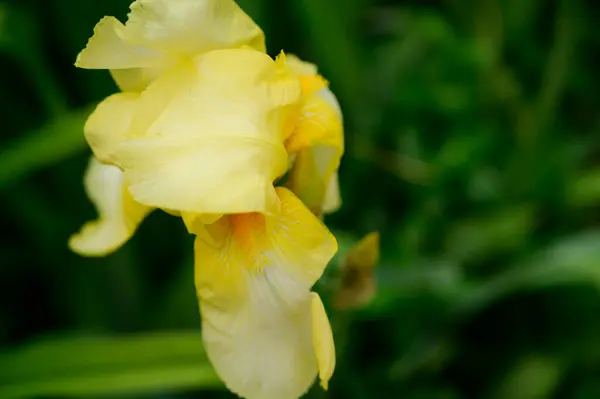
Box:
[334,232,380,310]
[84,92,139,165]
[69,157,151,256]
[194,187,337,399]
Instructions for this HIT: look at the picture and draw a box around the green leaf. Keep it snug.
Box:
[0,105,94,189]
[290,0,363,111]
[567,168,600,207]
[0,331,221,399]
[0,4,68,115]
[444,205,536,263]
[0,4,38,58]
[490,355,563,399]
[453,230,600,316]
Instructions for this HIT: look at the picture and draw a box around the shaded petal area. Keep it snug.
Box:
[193,187,337,399]
[84,92,139,165]
[69,157,152,256]
[286,88,344,215]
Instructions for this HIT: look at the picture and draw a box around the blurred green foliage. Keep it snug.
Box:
[1,0,600,398]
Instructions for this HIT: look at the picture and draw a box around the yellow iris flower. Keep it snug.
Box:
[70,1,345,398]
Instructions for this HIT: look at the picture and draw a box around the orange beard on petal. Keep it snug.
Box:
[228,213,270,271]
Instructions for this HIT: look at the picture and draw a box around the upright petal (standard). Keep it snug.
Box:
[76,0,266,91]
[114,48,302,215]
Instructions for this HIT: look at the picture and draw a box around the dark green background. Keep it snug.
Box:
[2,0,600,398]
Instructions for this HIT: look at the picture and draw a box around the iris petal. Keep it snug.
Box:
[193,187,336,399]
[76,0,266,91]
[114,49,301,215]
[84,92,138,165]
[69,157,151,256]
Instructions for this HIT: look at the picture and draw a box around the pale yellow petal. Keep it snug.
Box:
[69,157,152,256]
[124,0,266,56]
[181,212,223,234]
[286,54,319,76]
[285,90,343,154]
[75,16,164,70]
[286,87,344,215]
[76,16,167,91]
[109,67,166,92]
[134,49,301,144]
[112,49,302,215]
[286,146,340,216]
[323,171,342,214]
[311,292,336,390]
[318,87,343,120]
[194,188,337,399]
[84,93,139,165]
[117,136,287,215]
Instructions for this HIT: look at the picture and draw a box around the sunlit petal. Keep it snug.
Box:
[117,136,287,215]
[75,16,164,70]
[124,0,266,56]
[286,54,319,76]
[76,0,266,91]
[113,49,302,214]
[69,157,151,256]
[134,49,301,143]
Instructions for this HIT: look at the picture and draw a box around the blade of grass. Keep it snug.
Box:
[0,331,221,399]
[0,105,94,189]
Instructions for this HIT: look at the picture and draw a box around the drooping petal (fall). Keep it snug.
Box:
[76,0,265,91]
[69,157,152,256]
[114,48,302,214]
[193,187,337,399]
[84,92,139,165]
